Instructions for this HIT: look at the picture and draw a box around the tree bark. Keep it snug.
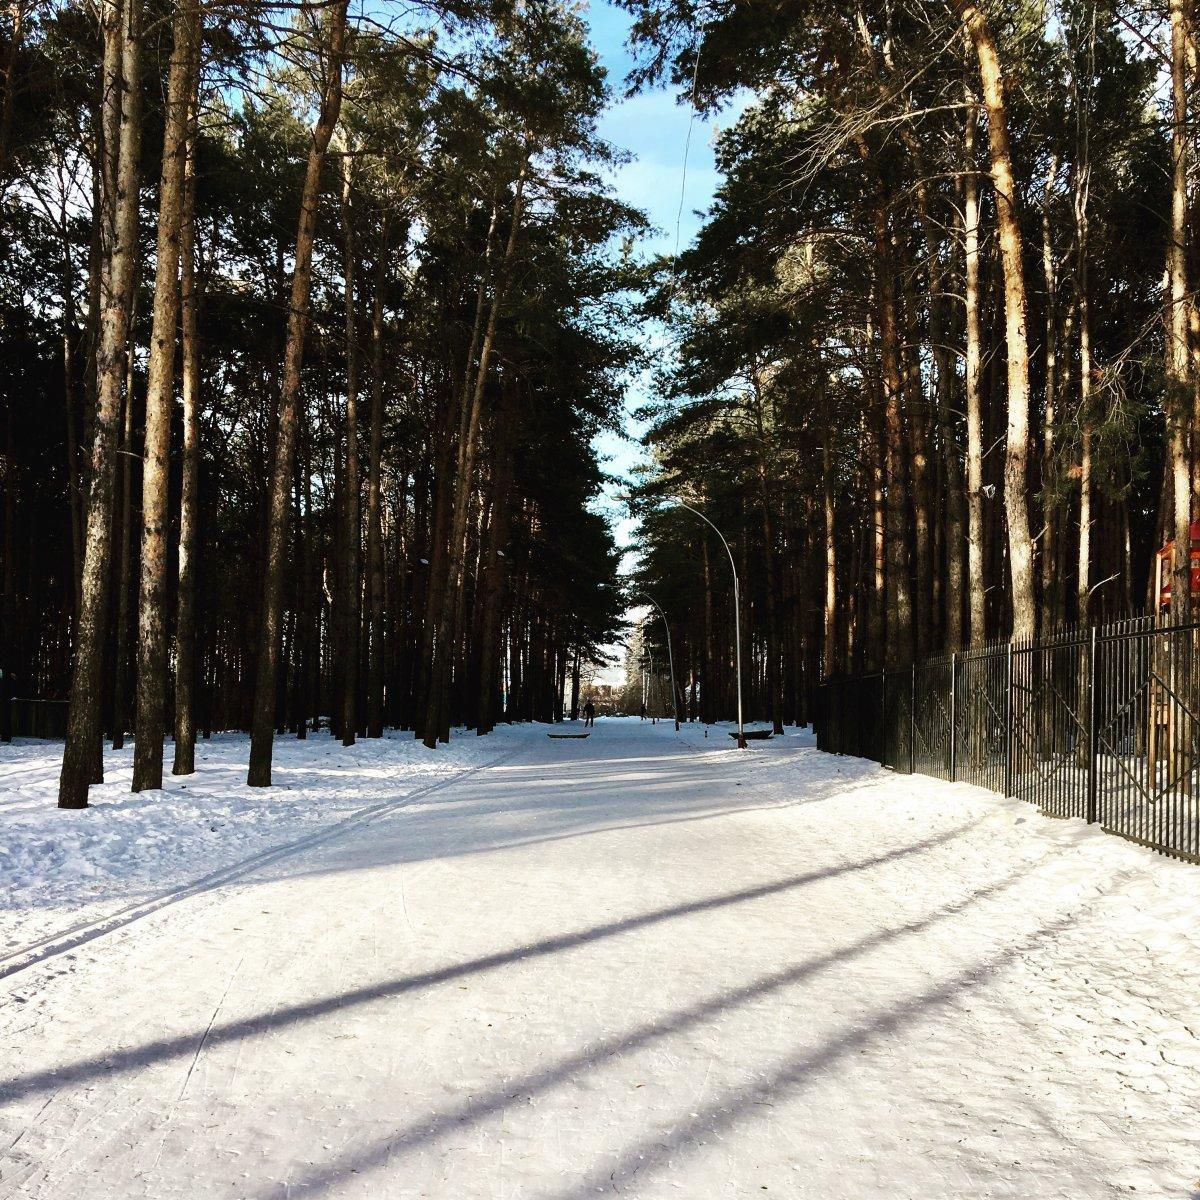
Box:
[364,214,390,737]
[872,199,912,666]
[338,151,361,746]
[751,373,784,732]
[132,0,200,791]
[111,348,136,750]
[957,3,1037,641]
[475,382,518,734]
[59,0,143,808]
[963,88,987,647]
[1075,160,1094,625]
[172,22,203,775]
[1167,0,1193,623]
[907,147,965,654]
[822,435,837,676]
[247,0,348,787]
[1040,153,1061,635]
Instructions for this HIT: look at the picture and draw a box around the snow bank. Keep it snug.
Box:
[0,727,518,953]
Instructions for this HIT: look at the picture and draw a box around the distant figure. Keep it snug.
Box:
[639,702,646,721]
[583,700,595,728]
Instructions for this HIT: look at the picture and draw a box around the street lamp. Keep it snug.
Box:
[636,590,679,732]
[668,500,745,749]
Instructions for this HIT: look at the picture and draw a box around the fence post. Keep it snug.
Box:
[1086,626,1099,824]
[910,663,916,774]
[949,652,957,783]
[1004,643,1015,797]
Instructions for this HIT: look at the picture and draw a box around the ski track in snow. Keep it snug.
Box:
[1,719,1199,1198]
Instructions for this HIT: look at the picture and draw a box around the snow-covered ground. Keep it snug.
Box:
[2,719,1199,1198]
[0,728,512,955]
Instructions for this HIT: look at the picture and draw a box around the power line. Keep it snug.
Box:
[663,29,704,312]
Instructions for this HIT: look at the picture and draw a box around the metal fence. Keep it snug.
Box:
[818,615,1200,863]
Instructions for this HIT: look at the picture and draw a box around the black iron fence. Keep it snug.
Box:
[818,615,1200,863]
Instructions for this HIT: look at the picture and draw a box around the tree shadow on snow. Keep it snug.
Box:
[0,822,980,1110]
[256,853,1062,1199]
[260,746,925,888]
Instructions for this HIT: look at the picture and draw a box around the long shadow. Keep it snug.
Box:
[266,734,905,890]
[274,768,905,887]
[1,738,897,916]
[539,866,1142,1200]
[262,855,1052,1199]
[0,823,977,1106]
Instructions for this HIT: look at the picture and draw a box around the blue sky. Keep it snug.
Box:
[582,2,729,550]
[581,2,732,678]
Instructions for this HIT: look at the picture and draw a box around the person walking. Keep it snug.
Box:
[583,700,595,728]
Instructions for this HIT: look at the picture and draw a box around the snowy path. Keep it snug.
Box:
[2,720,1200,1199]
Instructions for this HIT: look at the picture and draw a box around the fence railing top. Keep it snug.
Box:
[820,612,1200,686]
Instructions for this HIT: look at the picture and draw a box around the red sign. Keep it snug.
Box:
[1157,520,1200,611]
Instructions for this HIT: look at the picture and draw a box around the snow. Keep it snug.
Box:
[0,730,511,957]
[2,718,1199,1198]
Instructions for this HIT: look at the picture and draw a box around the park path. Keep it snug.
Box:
[2,718,1199,1198]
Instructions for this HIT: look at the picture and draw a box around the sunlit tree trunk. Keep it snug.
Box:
[957,3,1037,640]
[963,87,986,647]
[1167,0,1193,623]
[822,435,837,676]
[133,0,201,791]
[59,0,143,808]
[1075,162,1094,625]
[1040,154,1061,634]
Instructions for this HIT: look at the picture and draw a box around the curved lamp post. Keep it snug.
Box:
[669,500,745,749]
[636,591,679,732]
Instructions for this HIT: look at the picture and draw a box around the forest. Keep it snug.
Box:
[625,0,1200,734]
[3,0,1200,803]
[0,0,637,806]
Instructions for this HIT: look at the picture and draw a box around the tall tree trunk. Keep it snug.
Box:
[111,351,135,749]
[860,402,884,670]
[132,0,200,791]
[247,0,348,787]
[59,0,143,809]
[822,435,837,676]
[1167,0,1193,622]
[1040,153,1061,635]
[751,376,783,732]
[957,3,1037,640]
[700,534,715,722]
[873,200,913,666]
[424,158,527,747]
[476,382,518,734]
[963,88,987,647]
[907,150,965,653]
[1075,162,1094,625]
[338,152,361,747]
[365,214,390,737]
[173,24,203,775]
[902,273,934,660]
[61,239,84,617]
[0,0,27,194]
